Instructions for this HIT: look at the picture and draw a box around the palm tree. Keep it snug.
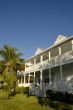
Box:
[0,45,25,97]
[0,45,24,71]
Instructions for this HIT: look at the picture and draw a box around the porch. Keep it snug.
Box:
[18,63,73,96]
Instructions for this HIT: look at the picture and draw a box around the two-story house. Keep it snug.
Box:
[17,35,73,96]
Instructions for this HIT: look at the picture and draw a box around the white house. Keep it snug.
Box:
[17,35,73,96]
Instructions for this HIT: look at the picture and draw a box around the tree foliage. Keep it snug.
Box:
[0,45,25,97]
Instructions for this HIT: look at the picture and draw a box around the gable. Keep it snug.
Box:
[35,48,44,55]
[54,35,67,45]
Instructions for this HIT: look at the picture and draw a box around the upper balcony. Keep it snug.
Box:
[25,50,73,72]
[25,38,73,72]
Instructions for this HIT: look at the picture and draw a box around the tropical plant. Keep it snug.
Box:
[0,45,25,97]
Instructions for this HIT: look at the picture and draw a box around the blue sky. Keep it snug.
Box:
[0,0,73,59]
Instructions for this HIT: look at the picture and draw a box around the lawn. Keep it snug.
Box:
[0,90,73,110]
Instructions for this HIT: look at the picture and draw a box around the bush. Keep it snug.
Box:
[52,91,64,101]
[15,86,29,94]
[46,89,64,101]
[46,89,53,97]
[15,86,24,93]
[9,91,16,96]
[64,92,73,102]
[24,87,29,94]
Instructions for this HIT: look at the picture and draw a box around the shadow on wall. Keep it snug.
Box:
[37,97,72,110]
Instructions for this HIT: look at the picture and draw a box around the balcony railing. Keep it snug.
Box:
[25,50,73,72]
[61,50,73,62]
[25,63,41,72]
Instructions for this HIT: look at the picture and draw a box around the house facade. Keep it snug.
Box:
[17,35,73,96]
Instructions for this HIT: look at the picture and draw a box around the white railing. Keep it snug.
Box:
[29,65,34,71]
[25,50,73,72]
[34,63,41,70]
[25,63,41,72]
[29,78,73,96]
[50,55,60,66]
[42,59,49,68]
[61,50,73,62]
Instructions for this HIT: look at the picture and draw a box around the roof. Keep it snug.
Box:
[25,35,73,62]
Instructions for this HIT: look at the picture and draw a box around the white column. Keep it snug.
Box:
[49,51,51,84]
[28,73,30,83]
[49,68,51,84]
[59,46,63,81]
[59,46,61,55]
[60,65,63,81]
[49,51,51,59]
[34,71,35,84]
[34,58,36,65]
[71,40,73,50]
[40,70,43,85]
[40,55,43,63]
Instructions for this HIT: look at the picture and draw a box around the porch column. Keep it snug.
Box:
[40,70,43,85]
[71,40,73,50]
[59,46,61,55]
[60,65,63,81]
[49,51,51,84]
[34,71,35,83]
[40,55,43,63]
[49,51,51,59]
[59,46,63,81]
[34,58,36,64]
[28,73,30,83]
[49,68,51,84]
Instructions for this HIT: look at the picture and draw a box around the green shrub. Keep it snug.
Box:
[64,92,73,102]
[24,87,29,94]
[46,89,53,97]
[52,91,64,101]
[47,89,73,102]
[46,89,64,101]
[15,86,29,94]
[15,86,24,93]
